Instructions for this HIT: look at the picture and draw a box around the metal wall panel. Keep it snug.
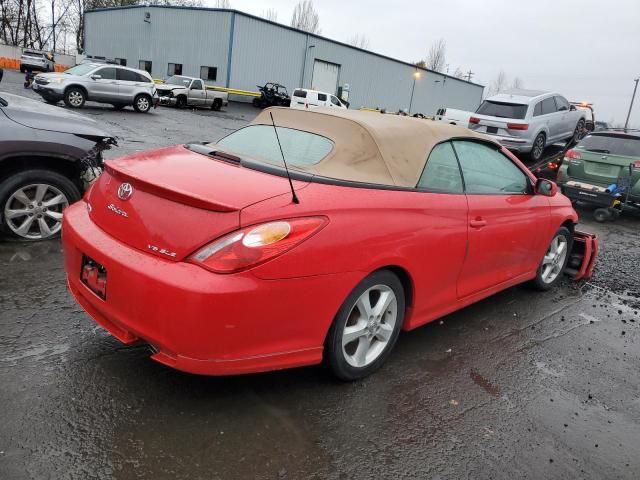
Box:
[84,7,484,114]
[85,7,231,84]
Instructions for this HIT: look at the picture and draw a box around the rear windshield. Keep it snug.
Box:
[293,89,307,98]
[216,125,334,167]
[64,64,96,76]
[578,134,640,157]
[23,51,44,57]
[476,101,528,119]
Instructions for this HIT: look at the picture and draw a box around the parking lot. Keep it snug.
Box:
[1,69,640,479]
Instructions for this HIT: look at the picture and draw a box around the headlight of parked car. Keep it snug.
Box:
[48,77,65,84]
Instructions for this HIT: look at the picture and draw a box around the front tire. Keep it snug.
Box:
[325,270,405,381]
[133,94,152,113]
[175,95,187,109]
[532,227,572,290]
[64,87,86,108]
[0,169,80,241]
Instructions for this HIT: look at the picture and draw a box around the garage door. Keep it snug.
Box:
[312,60,340,95]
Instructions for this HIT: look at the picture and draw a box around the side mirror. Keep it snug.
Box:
[535,178,558,197]
[90,74,102,80]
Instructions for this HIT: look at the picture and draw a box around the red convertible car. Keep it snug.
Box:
[62,108,598,380]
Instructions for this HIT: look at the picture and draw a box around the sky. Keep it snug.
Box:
[206,0,640,126]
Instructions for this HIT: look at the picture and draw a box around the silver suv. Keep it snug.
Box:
[20,50,55,73]
[469,89,587,161]
[32,63,157,113]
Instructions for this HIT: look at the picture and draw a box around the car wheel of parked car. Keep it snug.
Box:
[133,95,152,113]
[572,119,586,144]
[0,169,80,241]
[532,227,572,291]
[175,95,187,109]
[64,87,86,109]
[325,270,405,380]
[530,133,546,162]
[212,99,222,111]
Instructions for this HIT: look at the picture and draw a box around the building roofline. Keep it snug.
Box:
[85,5,485,88]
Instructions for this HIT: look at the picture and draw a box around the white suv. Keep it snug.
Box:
[469,89,587,161]
[33,63,157,113]
[20,50,55,73]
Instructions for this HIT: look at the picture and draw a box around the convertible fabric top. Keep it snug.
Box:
[251,107,498,188]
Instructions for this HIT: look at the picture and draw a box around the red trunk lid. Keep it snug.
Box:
[86,145,301,260]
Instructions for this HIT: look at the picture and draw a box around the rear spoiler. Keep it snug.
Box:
[566,230,599,280]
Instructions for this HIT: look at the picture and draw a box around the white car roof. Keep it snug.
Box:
[487,89,557,104]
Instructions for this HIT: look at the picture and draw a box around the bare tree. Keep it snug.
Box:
[213,0,229,7]
[488,70,508,96]
[425,38,446,72]
[511,76,524,89]
[290,0,320,34]
[261,7,277,21]
[347,33,369,49]
[414,60,426,69]
[452,67,465,79]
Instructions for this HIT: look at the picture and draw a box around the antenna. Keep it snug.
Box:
[269,111,300,204]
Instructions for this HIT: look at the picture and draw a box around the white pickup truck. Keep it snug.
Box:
[157,75,228,111]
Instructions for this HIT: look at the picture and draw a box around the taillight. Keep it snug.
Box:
[632,160,640,169]
[507,123,528,130]
[565,149,581,160]
[469,117,480,124]
[189,216,328,273]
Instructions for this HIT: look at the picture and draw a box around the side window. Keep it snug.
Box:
[191,79,203,90]
[200,66,217,81]
[117,69,137,82]
[95,67,116,80]
[330,95,341,106]
[453,141,529,194]
[417,142,464,193]
[533,101,542,117]
[541,97,557,115]
[317,93,327,102]
[555,96,569,111]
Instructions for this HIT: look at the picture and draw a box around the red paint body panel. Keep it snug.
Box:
[62,144,597,376]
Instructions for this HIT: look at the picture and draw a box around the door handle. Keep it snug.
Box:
[469,217,487,228]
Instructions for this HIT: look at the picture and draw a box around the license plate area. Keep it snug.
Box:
[81,255,107,300]
[486,126,498,134]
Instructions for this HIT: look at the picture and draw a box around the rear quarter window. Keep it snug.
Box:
[216,125,334,167]
[578,134,640,157]
[293,89,307,98]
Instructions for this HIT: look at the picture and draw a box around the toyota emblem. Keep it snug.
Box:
[117,182,134,201]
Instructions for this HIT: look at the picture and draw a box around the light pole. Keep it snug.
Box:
[408,69,420,114]
[624,77,639,131]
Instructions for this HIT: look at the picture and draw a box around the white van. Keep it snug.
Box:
[434,107,474,126]
[290,88,347,110]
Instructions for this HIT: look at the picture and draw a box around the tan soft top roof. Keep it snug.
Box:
[252,107,498,188]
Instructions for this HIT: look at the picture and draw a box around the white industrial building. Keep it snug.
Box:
[84,6,484,113]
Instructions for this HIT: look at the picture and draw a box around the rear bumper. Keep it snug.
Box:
[567,230,599,280]
[62,202,360,375]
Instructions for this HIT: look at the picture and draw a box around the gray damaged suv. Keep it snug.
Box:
[0,92,115,241]
[32,63,157,113]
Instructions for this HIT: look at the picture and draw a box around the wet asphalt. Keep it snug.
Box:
[1,70,640,479]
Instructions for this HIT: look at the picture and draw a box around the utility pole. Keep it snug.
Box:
[465,70,474,82]
[51,0,56,53]
[624,77,639,131]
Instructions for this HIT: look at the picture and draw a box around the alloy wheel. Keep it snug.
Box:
[540,234,568,284]
[68,91,83,107]
[3,184,69,240]
[532,135,545,160]
[341,285,398,368]
[137,96,150,112]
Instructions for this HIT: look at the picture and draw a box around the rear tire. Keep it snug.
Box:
[325,270,405,381]
[133,94,151,113]
[0,169,80,241]
[529,133,546,162]
[531,227,572,290]
[572,119,586,144]
[64,87,86,108]
[212,98,222,111]
[593,208,612,222]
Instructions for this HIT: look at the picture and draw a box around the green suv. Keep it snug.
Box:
[557,130,640,218]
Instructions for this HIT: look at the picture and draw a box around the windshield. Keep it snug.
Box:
[165,76,192,86]
[64,64,96,76]
[476,101,528,119]
[578,134,640,157]
[216,125,334,168]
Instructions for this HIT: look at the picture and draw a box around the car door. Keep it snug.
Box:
[189,79,206,106]
[540,96,561,142]
[412,141,469,316]
[330,95,343,108]
[453,140,548,298]
[116,68,140,104]
[89,67,119,102]
[554,95,572,139]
